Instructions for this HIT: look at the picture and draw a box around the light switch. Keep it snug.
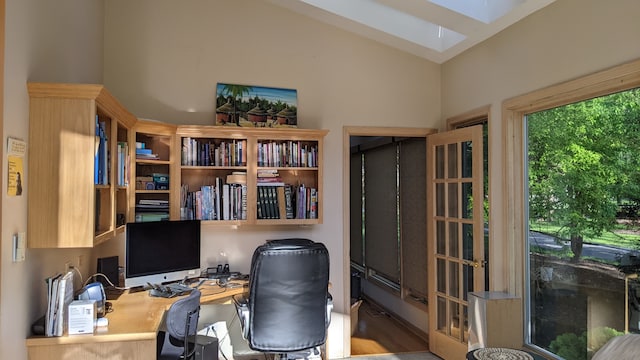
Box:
[13,232,25,262]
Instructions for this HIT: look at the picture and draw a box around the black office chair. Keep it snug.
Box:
[233,238,333,360]
[158,289,217,360]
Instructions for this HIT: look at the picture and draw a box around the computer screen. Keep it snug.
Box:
[125,220,201,288]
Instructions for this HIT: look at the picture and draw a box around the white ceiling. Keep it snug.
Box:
[268,0,556,64]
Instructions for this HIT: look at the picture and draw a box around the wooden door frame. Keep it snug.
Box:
[342,126,436,356]
[0,0,6,307]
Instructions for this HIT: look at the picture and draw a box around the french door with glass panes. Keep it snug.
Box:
[427,126,485,360]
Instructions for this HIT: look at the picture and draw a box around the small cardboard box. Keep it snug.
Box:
[68,300,96,335]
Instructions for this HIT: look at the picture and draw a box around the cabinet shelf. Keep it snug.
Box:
[136,159,171,165]
[135,190,171,194]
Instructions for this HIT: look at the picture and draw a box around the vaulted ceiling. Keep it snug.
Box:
[268,0,556,64]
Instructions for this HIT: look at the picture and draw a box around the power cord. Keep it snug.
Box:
[68,265,84,287]
[83,272,128,290]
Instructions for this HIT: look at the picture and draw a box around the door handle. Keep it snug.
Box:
[462,259,486,268]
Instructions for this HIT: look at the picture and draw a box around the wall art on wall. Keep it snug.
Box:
[215,83,298,128]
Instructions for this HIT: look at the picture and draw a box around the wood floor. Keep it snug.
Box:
[350,299,430,356]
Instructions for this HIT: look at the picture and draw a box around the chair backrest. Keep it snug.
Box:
[165,289,201,356]
[247,238,330,352]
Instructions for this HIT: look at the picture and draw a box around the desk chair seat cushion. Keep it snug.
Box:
[236,238,331,353]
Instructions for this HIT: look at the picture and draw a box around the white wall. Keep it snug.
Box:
[6,0,639,359]
[441,0,640,293]
[1,0,104,358]
[103,1,440,358]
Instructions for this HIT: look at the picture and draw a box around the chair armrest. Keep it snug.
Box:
[326,293,334,326]
[232,294,250,340]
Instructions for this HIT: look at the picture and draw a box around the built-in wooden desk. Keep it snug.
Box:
[26,282,246,360]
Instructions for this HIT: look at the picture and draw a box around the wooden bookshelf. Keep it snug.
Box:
[175,126,328,225]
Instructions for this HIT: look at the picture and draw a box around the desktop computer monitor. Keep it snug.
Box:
[125,220,201,288]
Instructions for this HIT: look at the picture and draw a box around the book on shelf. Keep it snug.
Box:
[138,199,169,205]
[135,212,169,222]
[226,172,247,184]
[222,184,230,220]
[284,185,295,219]
[135,148,153,155]
[136,153,159,160]
[277,187,287,219]
[309,187,318,219]
[94,117,109,185]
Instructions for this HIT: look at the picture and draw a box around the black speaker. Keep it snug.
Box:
[195,335,218,360]
[96,256,119,287]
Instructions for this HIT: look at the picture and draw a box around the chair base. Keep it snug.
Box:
[274,346,322,360]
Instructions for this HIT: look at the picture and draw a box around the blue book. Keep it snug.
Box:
[135,148,153,155]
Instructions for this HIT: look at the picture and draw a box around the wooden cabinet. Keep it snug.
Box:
[130,120,177,222]
[27,83,136,248]
[175,126,328,225]
[27,83,327,245]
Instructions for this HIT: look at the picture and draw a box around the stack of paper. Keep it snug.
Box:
[44,271,74,336]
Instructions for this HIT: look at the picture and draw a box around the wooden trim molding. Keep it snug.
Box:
[446,104,491,130]
[0,0,5,303]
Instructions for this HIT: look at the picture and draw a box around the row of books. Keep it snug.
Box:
[44,271,74,337]
[94,117,109,185]
[257,184,318,220]
[180,179,247,221]
[181,137,247,167]
[94,118,130,186]
[257,140,318,168]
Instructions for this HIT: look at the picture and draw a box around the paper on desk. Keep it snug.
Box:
[199,321,233,360]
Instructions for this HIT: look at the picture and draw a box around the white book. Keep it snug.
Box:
[182,137,190,165]
[222,184,230,220]
[55,271,74,336]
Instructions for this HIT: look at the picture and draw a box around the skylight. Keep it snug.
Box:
[429,0,525,24]
[300,0,465,52]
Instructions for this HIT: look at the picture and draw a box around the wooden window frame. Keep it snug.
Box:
[501,59,640,345]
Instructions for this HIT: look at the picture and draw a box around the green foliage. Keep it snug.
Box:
[550,332,587,360]
[588,327,623,352]
[549,327,624,360]
[528,88,640,259]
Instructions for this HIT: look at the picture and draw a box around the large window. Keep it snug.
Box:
[526,88,640,359]
[503,59,640,360]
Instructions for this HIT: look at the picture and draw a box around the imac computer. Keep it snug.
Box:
[125,220,201,288]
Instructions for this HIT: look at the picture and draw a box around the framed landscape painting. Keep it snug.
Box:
[215,83,298,127]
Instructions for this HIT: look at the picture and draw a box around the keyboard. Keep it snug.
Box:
[147,282,193,298]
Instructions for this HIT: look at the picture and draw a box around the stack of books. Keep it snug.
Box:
[135,142,159,160]
[135,199,170,222]
[257,169,284,186]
